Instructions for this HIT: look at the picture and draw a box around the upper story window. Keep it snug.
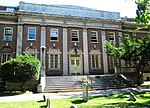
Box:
[71,30,79,42]
[50,28,58,41]
[91,31,98,43]
[4,27,13,41]
[28,27,36,40]
[108,32,115,45]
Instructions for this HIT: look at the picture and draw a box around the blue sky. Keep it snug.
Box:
[0,0,137,17]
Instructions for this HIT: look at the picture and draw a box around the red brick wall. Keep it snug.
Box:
[46,26,63,76]
[87,28,103,75]
[0,24,17,58]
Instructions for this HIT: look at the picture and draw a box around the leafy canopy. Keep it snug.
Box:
[135,0,150,25]
[0,54,41,83]
[105,36,150,67]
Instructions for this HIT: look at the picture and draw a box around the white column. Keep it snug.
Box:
[63,27,68,76]
[38,26,46,92]
[101,31,108,74]
[16,25,23,55]
[83,28,89,75]
[118,32,125,67]
[40,26,46,70]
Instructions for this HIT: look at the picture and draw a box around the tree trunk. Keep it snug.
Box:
[20,82,26,92]
[136,65,143,86]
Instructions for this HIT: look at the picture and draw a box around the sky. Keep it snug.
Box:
[0,0,137,18]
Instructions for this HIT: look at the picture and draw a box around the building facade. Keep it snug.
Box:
[0,2,149,77]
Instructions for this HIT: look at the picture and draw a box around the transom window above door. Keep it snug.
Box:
[28,27,36,40]
[71,30,79,42]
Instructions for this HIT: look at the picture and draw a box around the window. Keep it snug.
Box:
[49,48,61,69]
[71,30,79,42]
[1,53,12,63]
[4,27,13,41]
[91,31,98,43]
[109,56,117,70]
[90,49,101,69]
[50,28,58,41]
[28,27,36,40]
[108,32,115,45]
[91,55,99,68]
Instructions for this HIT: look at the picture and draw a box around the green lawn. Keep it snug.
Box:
[0,92,150,108]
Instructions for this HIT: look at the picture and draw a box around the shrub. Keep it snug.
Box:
[0,54,41,91]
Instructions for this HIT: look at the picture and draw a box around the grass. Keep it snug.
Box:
[0,92,150,108]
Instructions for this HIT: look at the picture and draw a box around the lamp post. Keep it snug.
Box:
[38,46,46,92]
[40,46,46,76]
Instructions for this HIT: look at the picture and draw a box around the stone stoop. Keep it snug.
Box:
[44,74,134,92]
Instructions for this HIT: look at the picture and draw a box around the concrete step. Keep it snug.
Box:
[44,74,133,92]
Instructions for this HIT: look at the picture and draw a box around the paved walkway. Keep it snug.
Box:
[0,88,149,102]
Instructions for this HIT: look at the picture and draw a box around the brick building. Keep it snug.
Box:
[0,2,149,78]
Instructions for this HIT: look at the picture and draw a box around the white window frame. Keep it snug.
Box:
[49,49,61,70]
[28,27,36,40]
[71,30,79,42]
[108,32,115,45]
[50,28,58,41]
[90,50,101,69]
[1,53,12,63]
[3,27,13,41]
[91,31,98,43]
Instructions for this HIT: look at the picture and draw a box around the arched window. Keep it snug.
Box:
[25,47,38,57]
[90,49,101,69]
[48,48,61,69]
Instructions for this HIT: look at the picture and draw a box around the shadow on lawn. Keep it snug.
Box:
[0,91,22,97]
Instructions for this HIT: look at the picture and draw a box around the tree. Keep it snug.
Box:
[135,0,150,25]
[105,36,150,85]
[0,54,41,91]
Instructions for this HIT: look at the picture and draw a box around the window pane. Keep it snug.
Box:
[72,30,78,42]
[1,53,12,63]
[4,27,13,40]
[71,60,75,65]
[92,55,95,68]
[95,55,99,68]
[51,29,58,37]
[76,60,79,66]
[28,28,36,40]
[91,31,98,43]
[109,32,115,45]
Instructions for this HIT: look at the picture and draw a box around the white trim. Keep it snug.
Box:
[83,28,89,74]
[102,31,108,74]
[63,27,68,75]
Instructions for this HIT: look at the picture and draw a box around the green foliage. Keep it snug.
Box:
[0,54,40,85]
[135,0,150,25]
[105,36,150,67]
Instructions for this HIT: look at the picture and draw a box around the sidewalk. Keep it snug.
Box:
[0,88,149,102]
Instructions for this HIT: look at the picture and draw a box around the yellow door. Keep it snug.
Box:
[70,55,82,75]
